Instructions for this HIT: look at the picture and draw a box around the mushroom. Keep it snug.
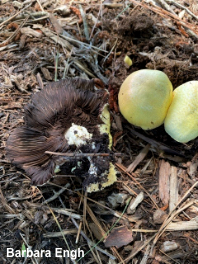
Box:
[6,78,117,192]
[164,81,198,143]
[118,69,173,130]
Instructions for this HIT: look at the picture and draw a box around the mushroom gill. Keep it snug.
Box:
[6,78,117,190]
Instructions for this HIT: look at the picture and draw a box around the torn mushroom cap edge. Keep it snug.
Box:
[87,103,117,193]
[86,162,117,193]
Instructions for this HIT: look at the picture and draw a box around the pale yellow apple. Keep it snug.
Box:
[118,69,173,130]
[164,81,198,143]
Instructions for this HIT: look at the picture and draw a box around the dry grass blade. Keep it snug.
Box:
[86,204,107,239]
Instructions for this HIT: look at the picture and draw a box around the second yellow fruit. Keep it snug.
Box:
[164,81,198,143]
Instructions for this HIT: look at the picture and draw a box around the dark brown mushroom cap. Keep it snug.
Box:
[6,78,108,186]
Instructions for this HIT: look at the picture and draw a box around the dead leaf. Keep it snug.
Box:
[104,226,133,248]
[89,223,104,240]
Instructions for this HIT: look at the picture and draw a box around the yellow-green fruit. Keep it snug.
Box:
[118,69,173,130]
[164,81,198,143]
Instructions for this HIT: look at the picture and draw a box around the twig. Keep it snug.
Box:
[45,151,110,157]
[156,0,198,39]
[43,229,77,238]
[42,183,70,204]
[49,207,82,220]
[127,127,186,158]
[45,150,122,157]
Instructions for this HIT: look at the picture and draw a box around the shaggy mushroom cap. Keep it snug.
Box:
[6,78,117,192]
[118,69,173,130]
[164,81,198,143]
